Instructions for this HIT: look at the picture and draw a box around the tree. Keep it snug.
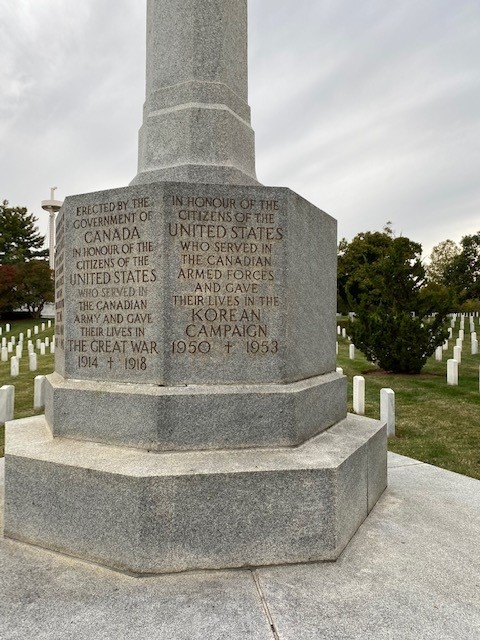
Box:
[0,264,19,316]
[0,200,48,264]
[0,200,53,318]
[443,231,480,304]
[426,239,460,285]
[15,261,54,318]
[340,230,450,373]
[337,230,393,314]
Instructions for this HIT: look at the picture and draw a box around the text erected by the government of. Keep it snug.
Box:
[65,197,160,381]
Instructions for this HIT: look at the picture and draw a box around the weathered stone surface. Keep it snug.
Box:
[132,0,257,186]
[45,371,347,451]
[56,182,337,387]
[4,414,387,575]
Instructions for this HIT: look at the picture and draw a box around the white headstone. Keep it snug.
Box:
[349,344,355,360]
[40,343,46,356]
[10,356,19,377]
[472,339,478,356]
[7,342,13,353]
[34,375,46,410]
[50,342,55,354]
[6,323,10,332]
[27,329,32,338]
[29,353,38,372]
[45,337,50,347]
[48,320,52,328]
[342,328,347,339]
[1,337,6,347]
[353,376,365,415]
[453,345,462,363]
[435,346,443,361]
[447,359,458,386]
[336,367,343,375]
[459,329,464,340]
[0,385,15,424]
[380,388,395,437]
[34,326,39,335]
[36,339,41,349]
[15,344,22,359]
[1,346,8,362]
[442,340,449,351]
[337,325,341,335]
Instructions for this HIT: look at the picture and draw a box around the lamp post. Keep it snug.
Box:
[41,187,63,270]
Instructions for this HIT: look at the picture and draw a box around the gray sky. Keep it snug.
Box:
[1,0,479,258]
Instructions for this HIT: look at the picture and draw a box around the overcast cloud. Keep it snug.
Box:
[1,0,479,258]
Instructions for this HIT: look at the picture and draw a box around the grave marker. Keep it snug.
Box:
[10,356,19,377]
[447,359,458,386]
[0,385,15,424]
[380,388,395,437]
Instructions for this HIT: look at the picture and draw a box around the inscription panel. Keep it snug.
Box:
[163,185,287,384]
[59,184,295,386]
[63,188,163,383]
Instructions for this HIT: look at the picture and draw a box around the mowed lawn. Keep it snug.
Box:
[337,318,480,480]
[1,318,480,480]
[0,319,56,455]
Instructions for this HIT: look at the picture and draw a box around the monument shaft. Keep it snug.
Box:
[132,0,257,186]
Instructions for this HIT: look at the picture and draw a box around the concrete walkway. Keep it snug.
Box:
[1,453,479,639]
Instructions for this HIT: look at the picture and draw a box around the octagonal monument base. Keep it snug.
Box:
[4,414,386,575]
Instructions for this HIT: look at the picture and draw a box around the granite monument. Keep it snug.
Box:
[4,0,387,574]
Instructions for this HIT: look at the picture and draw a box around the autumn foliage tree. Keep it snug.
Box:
[0,200,53,318]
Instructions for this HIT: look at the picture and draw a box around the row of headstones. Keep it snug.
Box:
[335,368,396,437]
[340,341,479,388]
[442,317,479,385]
[337,329,479,363]
[0,376,47,425]
[2,336,55,376]
[0,320,52,336]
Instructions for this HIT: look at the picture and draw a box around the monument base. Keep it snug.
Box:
[4,415,386,575]
[45,372,347,451]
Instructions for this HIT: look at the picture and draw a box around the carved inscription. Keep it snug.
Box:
[168,194,285,360]
[66,197,159,381]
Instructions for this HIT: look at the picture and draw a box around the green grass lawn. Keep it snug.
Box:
[337,318,480,480]
[1,319,56,455]
[1,318,480,481]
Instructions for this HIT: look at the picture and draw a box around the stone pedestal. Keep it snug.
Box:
[4,179,387,574]
[5,414,386,574]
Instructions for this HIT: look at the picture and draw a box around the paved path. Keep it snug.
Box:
[1,453,479,639]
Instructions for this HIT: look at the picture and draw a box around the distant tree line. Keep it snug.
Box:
[0,200,54,318]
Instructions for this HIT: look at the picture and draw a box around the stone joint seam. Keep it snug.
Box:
[148,102,253,129]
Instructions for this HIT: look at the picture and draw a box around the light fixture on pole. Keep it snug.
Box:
[41,187,63,269]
